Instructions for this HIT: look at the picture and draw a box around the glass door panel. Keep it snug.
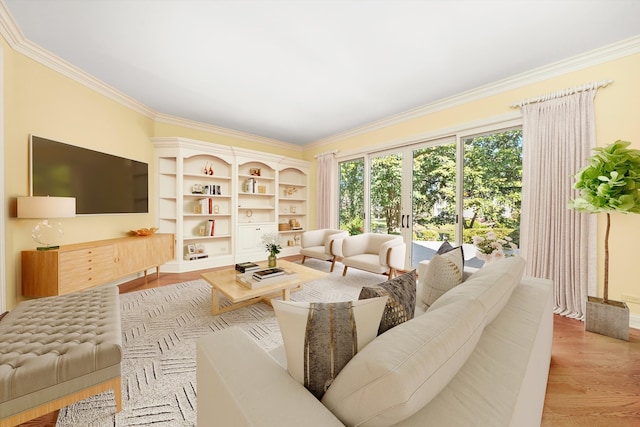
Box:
[462,129,522,267]
[411,142,457,268]
[338,158,365,234]
[369,153,403,235]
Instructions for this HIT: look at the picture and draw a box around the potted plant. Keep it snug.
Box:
[569,140,640,340]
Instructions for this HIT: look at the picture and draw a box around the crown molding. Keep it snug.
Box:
[154,113,300,151]
[306,35,640,149]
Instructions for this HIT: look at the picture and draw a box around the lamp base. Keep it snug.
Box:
[36,245,60,251]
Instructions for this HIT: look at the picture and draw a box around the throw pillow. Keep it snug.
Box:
[421,245,464,308]
[358,270,416,335]
[272,296,387,400]
[436,240,455,254]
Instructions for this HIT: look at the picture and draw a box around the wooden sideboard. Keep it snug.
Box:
[22,234,175,297]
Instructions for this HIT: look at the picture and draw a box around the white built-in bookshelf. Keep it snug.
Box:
[152,137,309,272]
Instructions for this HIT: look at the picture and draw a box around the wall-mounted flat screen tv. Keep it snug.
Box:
[30,135,149,215]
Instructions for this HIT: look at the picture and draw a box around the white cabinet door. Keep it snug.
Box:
[236,223,277,263]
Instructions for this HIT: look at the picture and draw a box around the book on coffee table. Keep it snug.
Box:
[236,271,298,289]
[235,262,260,273]
[252,268,285,281]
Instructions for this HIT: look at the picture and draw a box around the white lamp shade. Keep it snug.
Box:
[17,196,76,219]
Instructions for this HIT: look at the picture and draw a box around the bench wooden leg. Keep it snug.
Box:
[301,255,307,264]
[343,265,348,276]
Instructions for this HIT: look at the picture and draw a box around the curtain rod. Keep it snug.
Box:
[510,79,613,109]
[314,149,339,158]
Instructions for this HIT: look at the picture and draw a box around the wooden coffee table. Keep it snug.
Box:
[201,260,328,315]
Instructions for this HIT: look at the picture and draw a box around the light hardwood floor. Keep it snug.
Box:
[18,260,640,426]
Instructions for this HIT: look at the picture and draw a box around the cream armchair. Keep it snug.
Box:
[300,229,349,272]
[341,233,406,278]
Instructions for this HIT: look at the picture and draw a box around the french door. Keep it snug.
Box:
[339,128,522,270]
[369,138,457,268]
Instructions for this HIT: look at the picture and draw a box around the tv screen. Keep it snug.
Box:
[30,135,149,215]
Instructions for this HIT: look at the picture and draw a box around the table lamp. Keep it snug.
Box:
[17,196,76,250]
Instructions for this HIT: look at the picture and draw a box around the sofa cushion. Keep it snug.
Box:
[428,256,526,323]
[321,297,486,426]
[358,270,416,334]
[272,297,387,399]
[421,245,464,308]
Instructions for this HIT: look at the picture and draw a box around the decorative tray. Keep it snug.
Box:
[130,227,158,236]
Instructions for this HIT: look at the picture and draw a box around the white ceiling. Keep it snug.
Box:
[5,0,640,145]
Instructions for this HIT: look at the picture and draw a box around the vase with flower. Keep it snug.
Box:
[472,232,518,264]
[262,232,282,267]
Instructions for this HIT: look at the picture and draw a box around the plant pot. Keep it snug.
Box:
[585,296,629,341]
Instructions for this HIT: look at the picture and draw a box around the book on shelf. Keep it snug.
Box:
[236,271,298,289]
[184,253,208,261]
[235,262,260,273]
[199,197,215,215]
[206,219,215,236]
[252,267,285,281]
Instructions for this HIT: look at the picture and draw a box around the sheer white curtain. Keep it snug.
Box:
[316,152,336,229]
[520,90,597,320]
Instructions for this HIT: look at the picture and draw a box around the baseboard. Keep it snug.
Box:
[630,313,640,330]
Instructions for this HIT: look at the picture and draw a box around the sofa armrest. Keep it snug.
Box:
[379,239,406,269]
[327,231,348,257]
[197,327,344,427]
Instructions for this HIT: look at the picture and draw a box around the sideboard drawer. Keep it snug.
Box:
[58,246,115,294]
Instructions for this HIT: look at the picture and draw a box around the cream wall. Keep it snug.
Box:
[303,52,640,319]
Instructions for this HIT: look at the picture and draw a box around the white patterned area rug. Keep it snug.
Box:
[56,259,387,426]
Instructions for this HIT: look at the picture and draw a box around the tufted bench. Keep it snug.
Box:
[0,286,122,426]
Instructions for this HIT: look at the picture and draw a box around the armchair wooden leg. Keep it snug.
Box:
[388,268,396,279]
[301,255,307,264]
[330,256,337,272]
[342,266,348,276]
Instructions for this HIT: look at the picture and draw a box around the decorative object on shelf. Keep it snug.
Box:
[294,234,301,246]
[187,244,196,254]
[213,204,220,214]
[192,184,203,194]
[262,232,282,268]
[244,178,257,193]
[569,140,640,341]
[199,225,206,236]
[285,186,298,197]
[279,222,292,231]
[290,205,297,213]
[250,168,261,176]
[129,227,159,236]
[258,185,266,194]
[17,196,77,250]
[204,162,214,175]
[472,232,517,263]
[289,218,302,230]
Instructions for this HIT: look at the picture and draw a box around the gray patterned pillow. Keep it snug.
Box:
[358,270,416,335]
[421,246,464,308]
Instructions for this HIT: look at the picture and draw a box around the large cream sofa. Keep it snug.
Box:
[197,256,553,426]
